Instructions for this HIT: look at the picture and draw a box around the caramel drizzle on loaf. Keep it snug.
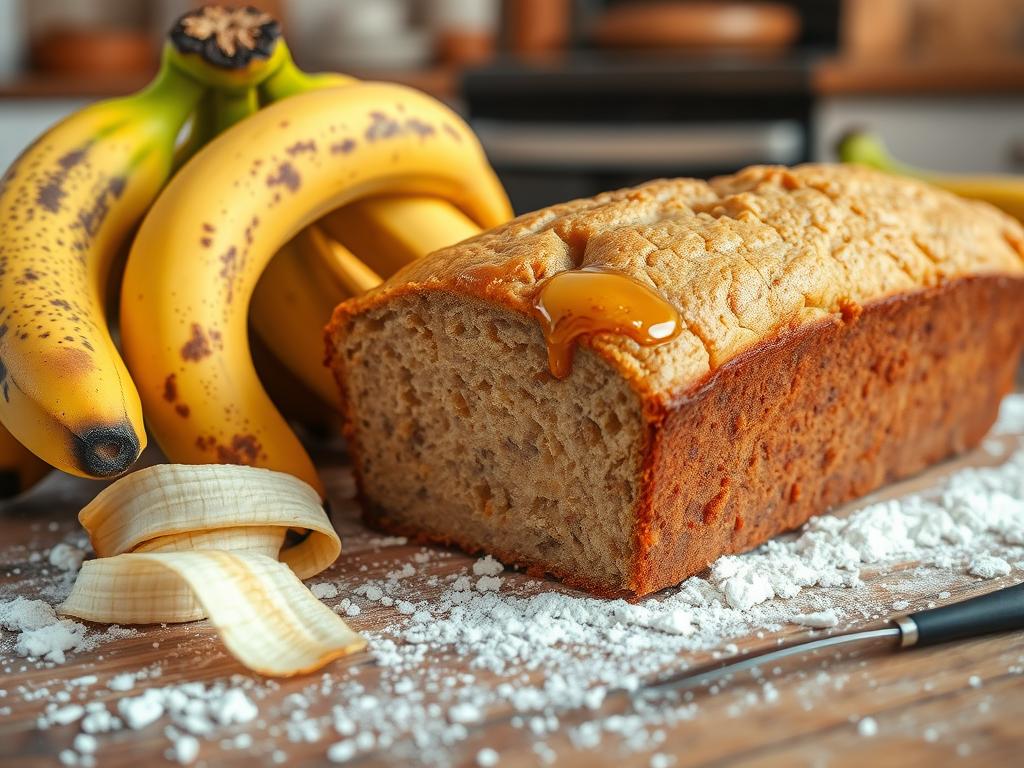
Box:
[532,266,681,378]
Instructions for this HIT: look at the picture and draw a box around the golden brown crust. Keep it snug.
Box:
[630,275,1024,594]
[328,164,1024,406]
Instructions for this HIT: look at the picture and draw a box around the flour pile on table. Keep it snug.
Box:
[0,537,137,667]
[1,395,1023,766]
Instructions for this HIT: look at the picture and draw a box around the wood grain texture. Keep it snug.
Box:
[1,435,1023,767]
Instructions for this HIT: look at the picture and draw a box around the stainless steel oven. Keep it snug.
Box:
[464,55,815,212]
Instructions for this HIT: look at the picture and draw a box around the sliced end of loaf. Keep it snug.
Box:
[331,291,646,592]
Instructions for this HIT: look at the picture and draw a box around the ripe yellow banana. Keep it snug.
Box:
[838,132,1024,222]
[250,228,371,410]
[0,422,49,497]
[321,194,482,278]
[179,46,362,415]
[307,225,384,295]
[120,82,511,493]
[247,56,492,409]
[0,52,205,478]
[251,200,482,412]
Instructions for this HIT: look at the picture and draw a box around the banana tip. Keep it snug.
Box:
[73,424,142,478]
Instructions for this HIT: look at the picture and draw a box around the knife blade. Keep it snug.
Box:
[643,580,1024,696]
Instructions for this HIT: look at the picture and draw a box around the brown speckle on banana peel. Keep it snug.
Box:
[285,141,316,157]
[162,372,177,402]
[443,123,462,142]
[180,323,215,361]
[330,139,357,155]
[266,162,301,192]
[364,112,438,143]
[213,217,261,304]
[36,144,91,213]
[194,433,266,465]
[162,372,191,418]
[77,177,126,237]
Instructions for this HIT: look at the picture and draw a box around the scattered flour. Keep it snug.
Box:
[993,393,1024,435]
[968,554,1012,579]
[0,598,91,664]
[311,582,340,600]
[791,609,840,629]
[107,673,136,692]
[472,557,504,577]
[857,716,879,737]
[48,543,85,573]
[1,394,1022,766]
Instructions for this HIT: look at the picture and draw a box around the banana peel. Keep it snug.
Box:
[61,463,365,676]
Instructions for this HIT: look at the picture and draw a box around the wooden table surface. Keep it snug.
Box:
[1,435,1023,767]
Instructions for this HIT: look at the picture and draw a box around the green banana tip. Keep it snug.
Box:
[835,129,893,169]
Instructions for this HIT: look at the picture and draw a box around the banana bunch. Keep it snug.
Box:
[116,12,511,495]
[838,131,1024,222]
[0,5,511,493]
[0,8,296,484]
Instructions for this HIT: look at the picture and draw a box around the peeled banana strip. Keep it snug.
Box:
[79,462,339,576]
[63,551,363,676]
[61,464,365,676]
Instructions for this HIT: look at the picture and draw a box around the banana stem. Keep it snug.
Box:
[258,54,354,103]
[129,48,208,135]
[173,90,217,171]
[175,87,260,172]
[212,88,260,134]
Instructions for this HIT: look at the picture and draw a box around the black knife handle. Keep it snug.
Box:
[902,581,1024,648]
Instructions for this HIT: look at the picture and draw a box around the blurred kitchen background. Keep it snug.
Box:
[0,0,1022,213]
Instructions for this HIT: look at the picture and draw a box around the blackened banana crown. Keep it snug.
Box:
[171,5,280,69]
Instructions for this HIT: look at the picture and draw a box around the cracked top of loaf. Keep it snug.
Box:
[332,164,1024,402]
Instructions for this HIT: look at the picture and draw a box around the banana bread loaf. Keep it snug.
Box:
[327,164,1024,597]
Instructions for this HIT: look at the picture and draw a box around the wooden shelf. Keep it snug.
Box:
[815,55,1024,96]
[0,72,156,99]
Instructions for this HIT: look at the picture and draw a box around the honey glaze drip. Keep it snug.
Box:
[532,266,681,378]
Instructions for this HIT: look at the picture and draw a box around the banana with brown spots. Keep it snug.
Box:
[119,82,511,494]
[0,52,206,478]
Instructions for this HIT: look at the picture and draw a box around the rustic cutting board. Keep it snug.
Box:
[1,430,1023,767]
